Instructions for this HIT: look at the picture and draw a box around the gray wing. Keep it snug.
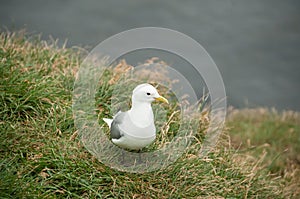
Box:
[110,111,126,139]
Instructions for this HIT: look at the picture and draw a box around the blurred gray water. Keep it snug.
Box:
[1,0,300,111]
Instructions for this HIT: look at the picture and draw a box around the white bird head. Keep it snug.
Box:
[132,83,169,104]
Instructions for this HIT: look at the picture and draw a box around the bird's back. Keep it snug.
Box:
[110,111,126,139]
[110,111,156,150]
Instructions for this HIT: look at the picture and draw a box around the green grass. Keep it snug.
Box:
[0,31,298,198]
[227,108,300,198]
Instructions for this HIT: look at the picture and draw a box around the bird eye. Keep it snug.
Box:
[146,92,151,96]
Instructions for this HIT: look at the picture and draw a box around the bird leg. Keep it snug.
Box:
[121,149,125,164]
[137,149,142,164]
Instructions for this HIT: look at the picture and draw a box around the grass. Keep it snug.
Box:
[0,30,299,198]
[227,108,300,198]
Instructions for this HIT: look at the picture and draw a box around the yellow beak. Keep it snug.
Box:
[154,96,169,104]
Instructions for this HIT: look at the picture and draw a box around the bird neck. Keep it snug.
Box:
[129,100,154,128]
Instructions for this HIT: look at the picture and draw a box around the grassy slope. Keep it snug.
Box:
[227,108,300,198]
[0,31,298,198]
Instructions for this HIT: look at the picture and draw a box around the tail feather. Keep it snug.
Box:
[103,118,113,128]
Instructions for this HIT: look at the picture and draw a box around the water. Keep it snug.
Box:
[1,0,300,111]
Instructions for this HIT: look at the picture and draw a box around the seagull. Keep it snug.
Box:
[103,83,169,150]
